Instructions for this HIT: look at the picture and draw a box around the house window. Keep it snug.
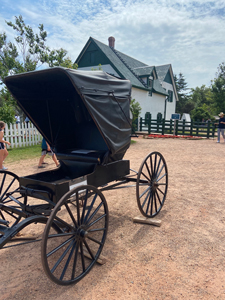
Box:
[168,90,173,102]
[148,76,153,88]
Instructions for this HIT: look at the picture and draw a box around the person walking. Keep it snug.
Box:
[38,138,59,168]
[216,112,225,143]
[0,121,11,170]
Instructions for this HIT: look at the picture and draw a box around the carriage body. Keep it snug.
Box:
[5,67,132,203]
[0,68,168,286]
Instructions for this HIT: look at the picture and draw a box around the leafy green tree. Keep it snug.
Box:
[211,62,225,113]
[190,103,211,121]
[130,99,141,132]
[188,85,215,119]
[0,15,77,123]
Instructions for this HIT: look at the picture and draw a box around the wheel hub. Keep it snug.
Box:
[151,180,159,192]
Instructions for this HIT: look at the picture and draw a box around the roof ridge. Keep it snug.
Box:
[110,47,149,89]
[133,65,154,70]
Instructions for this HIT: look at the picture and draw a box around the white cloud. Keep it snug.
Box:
[0,0,225,88]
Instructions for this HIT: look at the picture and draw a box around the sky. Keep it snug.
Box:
[0,0,225,89]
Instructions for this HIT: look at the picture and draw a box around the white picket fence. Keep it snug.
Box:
[4,123,42,149]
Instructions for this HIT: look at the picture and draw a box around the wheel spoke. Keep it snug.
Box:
[86,213,106,229]
[139,186,151,199]
[157,187,165,195]
[71,241,79,280]
[80,242,86,272]
[0,177,17,201]
[155,157,162,177]
[0,173,6,197]
[87,235,103,245]
[47,236,75,258]
[155,189,162,207]
[88,227,106,233]
[83,193,98,223]
[144,161,152,180]
[157,172,167,182]
[59,240,77,280]
[156,164,164,180]
[65,202,78,228]
[83,239,95,260]
[85,202,103,226]
[81,189,88,224]
[140,170,150,182]
[146,191,153,215]
[141,189,151,209]
[154,193,157,213]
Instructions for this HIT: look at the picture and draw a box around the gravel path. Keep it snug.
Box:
[0,137,225,300]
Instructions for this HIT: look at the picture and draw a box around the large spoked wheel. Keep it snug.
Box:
[0,171,24,230]
[136,151,168,218]
[41,184,109,285]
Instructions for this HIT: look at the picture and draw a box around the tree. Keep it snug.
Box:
[174,72,190,114]
[190,103,211,121]
[211,62,225,113]
[0,15,77,122]
[130,99,141,132]
[188,85,215,120]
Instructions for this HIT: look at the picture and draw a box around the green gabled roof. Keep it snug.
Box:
[114,50,148,69]
[133,66,155,77]
[153,79,168,96]
[155,64,171,83]
[90,38,149,90]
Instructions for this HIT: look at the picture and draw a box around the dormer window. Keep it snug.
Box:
[148,76,153,88]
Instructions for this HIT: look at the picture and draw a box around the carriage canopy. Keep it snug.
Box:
[4,67,132,162]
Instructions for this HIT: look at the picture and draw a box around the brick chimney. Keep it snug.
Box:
[108,36,115,48]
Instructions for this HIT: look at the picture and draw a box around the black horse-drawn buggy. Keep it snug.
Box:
[0,68,168,285]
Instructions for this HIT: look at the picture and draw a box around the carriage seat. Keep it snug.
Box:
[56,149,108,165]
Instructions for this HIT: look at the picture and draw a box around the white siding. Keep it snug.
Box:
[131,88,174,120]
[161,81,176,120]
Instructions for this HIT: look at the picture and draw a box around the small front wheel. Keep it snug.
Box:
[41,185,109,285]
[136,152,168,218]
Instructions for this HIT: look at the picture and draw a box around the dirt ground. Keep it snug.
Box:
[1,136,225,300]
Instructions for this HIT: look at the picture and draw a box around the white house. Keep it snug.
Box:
[75,37,178,120]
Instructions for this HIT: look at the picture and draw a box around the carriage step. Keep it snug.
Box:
[133,216,162,227]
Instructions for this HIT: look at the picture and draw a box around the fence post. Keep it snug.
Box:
[148,115,151,134]
[196,121,199,136]
[140,117,143,132]
[170,119,172,134]
[175,120,178,136]
[207,121,210,138]
[162,119,165,135]
[190,120,193,136]
[212,122,216,139]
[182,119,185,135]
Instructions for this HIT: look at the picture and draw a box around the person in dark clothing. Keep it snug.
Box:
[217,112,225,143]
[38,138,59,168]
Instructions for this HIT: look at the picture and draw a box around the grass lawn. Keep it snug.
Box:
[7,144,41,163]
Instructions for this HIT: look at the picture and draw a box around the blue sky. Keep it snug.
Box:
[0,0,225,89]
